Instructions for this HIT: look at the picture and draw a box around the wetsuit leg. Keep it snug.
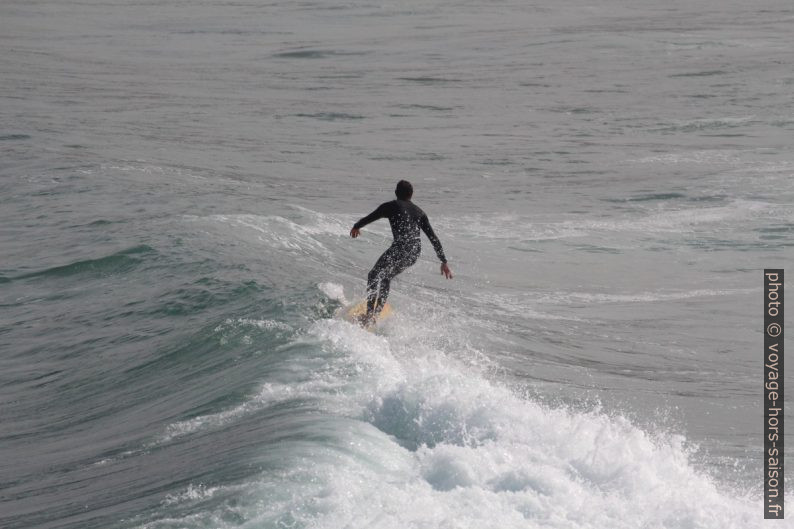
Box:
[365,243,419,322]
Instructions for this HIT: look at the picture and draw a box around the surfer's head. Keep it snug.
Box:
[395,180,413,200]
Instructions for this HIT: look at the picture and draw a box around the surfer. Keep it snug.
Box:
[350,180,452,326]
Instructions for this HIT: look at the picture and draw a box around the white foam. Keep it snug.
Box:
[440,214,587,241]
[214,317,293,333]
[540,288,751,305]
[184,208,356,259]
[318,282,348,304]
[296,318,766,528]
[212,317,293,346]
[145,316,770,529]
[138,296,779,528]
[444,199,774,244]
[469,291,585,321]
[628,151,740,164]
[162,484,221,506]
[209,214,333,255]
[156,382,299,444]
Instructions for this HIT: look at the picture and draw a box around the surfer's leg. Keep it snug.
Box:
[364,244,419,324]
[373,277,391,315]
[365,247,398,323]
[369,247,419,317]
[364,273,383,323]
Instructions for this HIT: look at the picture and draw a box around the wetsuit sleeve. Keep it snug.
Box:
[420,215,447,263]
[353,202,390,229]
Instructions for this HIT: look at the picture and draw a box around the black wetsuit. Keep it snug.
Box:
[353,199,447,320]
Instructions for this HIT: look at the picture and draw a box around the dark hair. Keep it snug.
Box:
[395,180,413,200]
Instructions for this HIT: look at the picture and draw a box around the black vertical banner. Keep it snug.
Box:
[765,269,784,519]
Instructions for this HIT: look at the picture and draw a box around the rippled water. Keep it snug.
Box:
[1,0,793,527]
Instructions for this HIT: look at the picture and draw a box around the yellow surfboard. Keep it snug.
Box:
[342,300,393,328]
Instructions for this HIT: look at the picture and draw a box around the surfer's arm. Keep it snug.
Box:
[352,202,390,233]
[420,215,447,264]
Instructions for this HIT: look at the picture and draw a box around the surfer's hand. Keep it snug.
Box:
[350,227,360,238]
[441,262,453,279]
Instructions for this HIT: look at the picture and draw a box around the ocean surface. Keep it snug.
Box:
[1,0,793,527]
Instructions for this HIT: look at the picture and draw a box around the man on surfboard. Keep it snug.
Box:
[350,180,452,326]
